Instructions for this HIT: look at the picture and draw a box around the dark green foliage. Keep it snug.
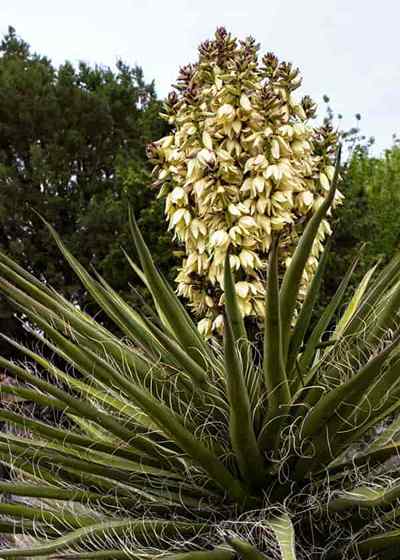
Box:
[318,98,400,309]
[2,184,400,557]
[0,26,174,355]
[323,144,400,311]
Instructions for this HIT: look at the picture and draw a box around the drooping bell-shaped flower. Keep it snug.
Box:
[148,28,342,336]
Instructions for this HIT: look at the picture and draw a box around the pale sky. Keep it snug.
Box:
[1,0,399,155]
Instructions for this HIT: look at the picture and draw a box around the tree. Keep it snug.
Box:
[316,98,400,310]
[0,27,174,356]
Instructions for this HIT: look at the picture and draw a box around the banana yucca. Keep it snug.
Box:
[1,160,400,559]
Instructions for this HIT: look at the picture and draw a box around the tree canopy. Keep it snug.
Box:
[0,27,174,355]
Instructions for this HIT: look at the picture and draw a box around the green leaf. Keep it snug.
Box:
[298,253,359,376]
[279,146,341,360]
[0,502,98,529]
[0,481,122,506]
[0,268,167,394]
[301,334,400,440]
[367,278,400,344]
[0,519,40,535]
[0,347,167,468]
[287,245,329,381]
[295,334,400,478]
[129,211,211,368]
[223,308,265,490]
[0,519,208,557]
[8,306,247,502]
[228,538,269,560]
[314,442,400,477]
[223,252,250,373]
[54,548,235,560]
[0,383,66,411]
[328,481,400,512]
[260,235,289,451]
[267,513,297,560]
[355,529,400,557]
[343,253,400,339]
[139,312,211,391]
[333,263,378,339]
[368,415,400,450]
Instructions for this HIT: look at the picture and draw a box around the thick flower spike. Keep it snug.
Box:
[149,29,342,335]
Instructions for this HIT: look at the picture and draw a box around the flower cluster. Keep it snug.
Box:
[148,28,342,336]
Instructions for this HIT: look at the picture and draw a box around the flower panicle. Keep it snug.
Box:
[148,28,341,336]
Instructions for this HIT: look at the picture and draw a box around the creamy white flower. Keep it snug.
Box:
[198,318,212,337]
[148,29,340,332]
[319,172,330,191]
[296,190,314,212]
[197,148,216,166]
[217,103,236,123]
[202,130,213,150]
[210,230,230,248]
[240,93,252,112]
[170,187,187,204]
[271,138,280,160]
[235,281,250,298]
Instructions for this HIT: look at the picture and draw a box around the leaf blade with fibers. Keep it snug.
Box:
[124,248,175,337]
[267,513,297,560]
[300,332,400,440]
[286,244,329,381]
[0,383,66,411]
[280,146,341,360]
[54,548,235,560]
[0,348,166,468]
[367,414,400,450]
[0,519,208,558]
[223,310,265,490]
[333,263,377,339]
[0,519,40,535]
[260,236,289,451]
[367,277,400,344]
[328,482,400,512]
[0,409,181,480]
[6,303,248,502]
[228,538,269,560]
[354,530,400,557]
[0,436,203,508]
[343,253,400,339]
[310,355,400,465]
[0,502,99,529]
[0,270,165,393]
[26,218,160,356]
[224,253,250,372]
[139,312,211,391]
[298,253,359,376]
[129,211,211,367]
[295,336,400,478]
[0,481,125,506]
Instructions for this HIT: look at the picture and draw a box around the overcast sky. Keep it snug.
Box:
[1,0,399,155]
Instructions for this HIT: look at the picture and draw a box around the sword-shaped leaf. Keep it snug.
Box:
[279,146,341,360]
[260,235,290,451]
[223,306,265,490]
[129,212,211,367]
[267,513,297,560]
[0,519,208,558]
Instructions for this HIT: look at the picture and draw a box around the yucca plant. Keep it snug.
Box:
[2,32,400,560]
[1,175,400,559]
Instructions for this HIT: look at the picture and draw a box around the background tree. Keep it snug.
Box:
[319,99,400,311]
[0,27,174,356]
